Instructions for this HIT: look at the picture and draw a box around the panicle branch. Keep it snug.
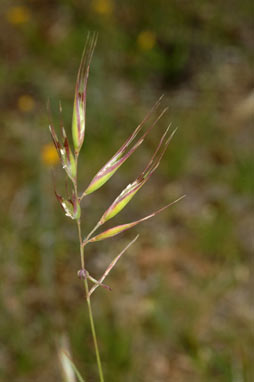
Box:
[88,235,139,297]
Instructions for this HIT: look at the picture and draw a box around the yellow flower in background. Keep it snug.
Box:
[137,30,156,51]
[41,144,59,167]
[92,0,113,15]
[6,6,30,25]
[18,95,35,112]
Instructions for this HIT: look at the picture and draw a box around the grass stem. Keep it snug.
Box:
[74,156,105,382]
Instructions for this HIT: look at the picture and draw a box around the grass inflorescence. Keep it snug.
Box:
[50,32,184,381]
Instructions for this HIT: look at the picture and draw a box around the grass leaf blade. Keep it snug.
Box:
[63,353,86,382]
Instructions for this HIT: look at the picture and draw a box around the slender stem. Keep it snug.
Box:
[80,190,87,201]
[82,221,102,247]
[74,155,105,382]
[85,285,105,382]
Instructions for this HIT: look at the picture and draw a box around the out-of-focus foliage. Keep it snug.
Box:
[0,0,253,381]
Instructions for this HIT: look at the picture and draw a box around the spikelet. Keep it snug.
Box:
[72,32,97,153]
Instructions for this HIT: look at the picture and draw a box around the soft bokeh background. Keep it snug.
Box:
[1,1,253,381]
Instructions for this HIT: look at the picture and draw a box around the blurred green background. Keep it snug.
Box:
[0,0,253,381]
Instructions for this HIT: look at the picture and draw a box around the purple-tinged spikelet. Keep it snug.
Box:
[72,32,97,153]
[82,98,167,197]
[55,191,81,220]
[98,127,177,224]
[84,195,185,244]
[49,125,76,181]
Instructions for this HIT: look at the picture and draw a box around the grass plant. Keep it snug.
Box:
[49,32,184,381]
